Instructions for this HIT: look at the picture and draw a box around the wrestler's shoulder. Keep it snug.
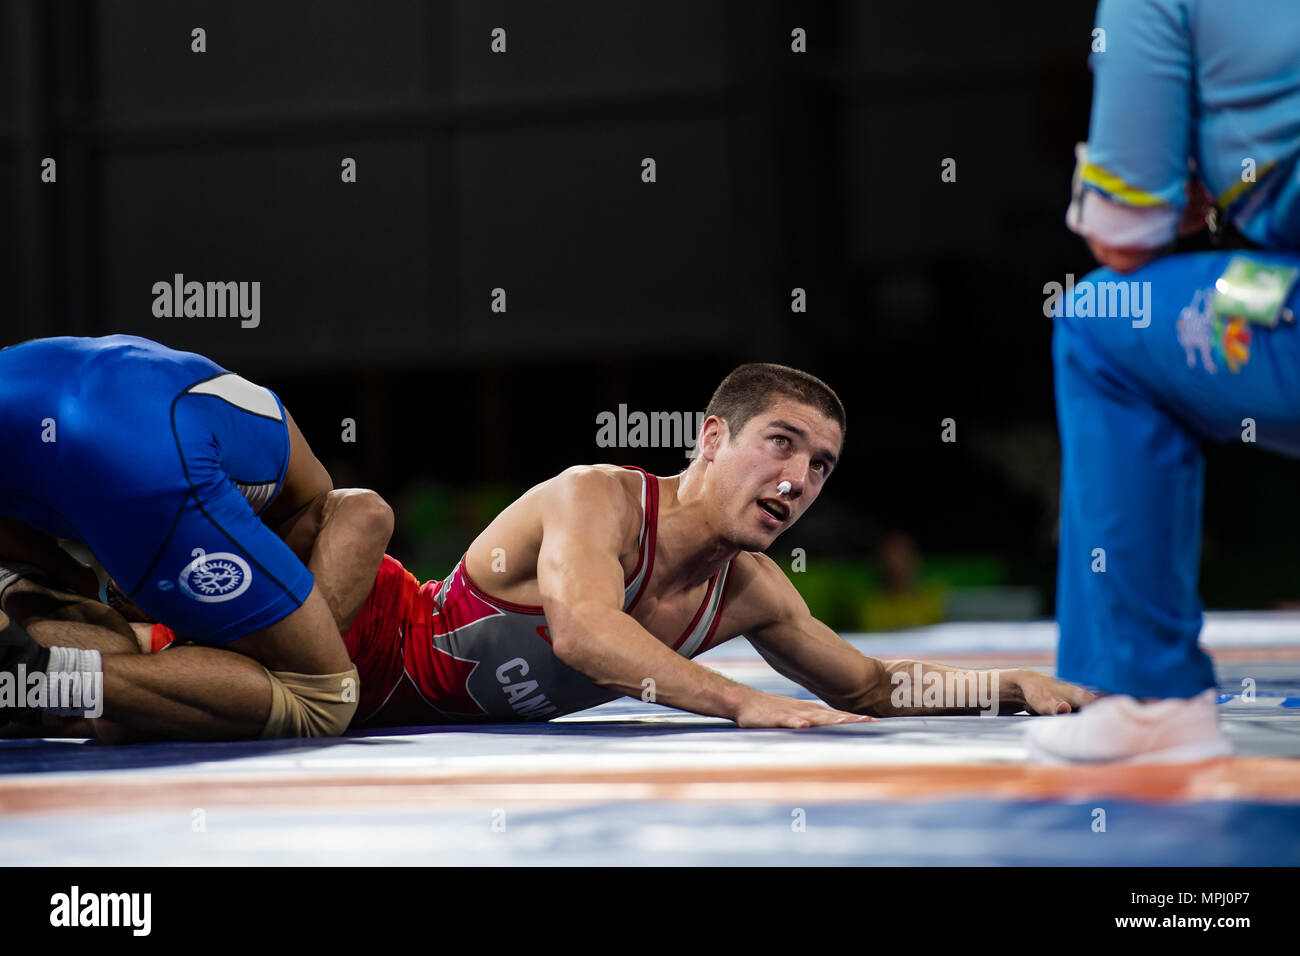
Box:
[554,463,643,492]
[533,464,644,518]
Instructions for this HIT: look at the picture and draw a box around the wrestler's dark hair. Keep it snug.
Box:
[704,363,846,447]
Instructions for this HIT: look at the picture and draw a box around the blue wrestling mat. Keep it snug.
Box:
[3,618,1298,866]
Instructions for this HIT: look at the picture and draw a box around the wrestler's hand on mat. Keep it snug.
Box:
[1004,670,1096,715]
[731,690,874,729]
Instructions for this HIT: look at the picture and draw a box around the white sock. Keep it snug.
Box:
[44,646,104,718]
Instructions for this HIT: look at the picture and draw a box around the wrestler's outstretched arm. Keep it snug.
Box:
[731,552,1095,717]
[537,469,871,729]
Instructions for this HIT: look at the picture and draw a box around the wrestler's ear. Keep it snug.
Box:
[697,415,728,462]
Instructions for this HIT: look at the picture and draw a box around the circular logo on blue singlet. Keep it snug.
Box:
[178,552,253,603]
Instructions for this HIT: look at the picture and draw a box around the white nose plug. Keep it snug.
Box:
[777,480,792,496]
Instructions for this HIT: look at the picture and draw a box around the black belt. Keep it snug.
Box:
[1176,212,1266,254]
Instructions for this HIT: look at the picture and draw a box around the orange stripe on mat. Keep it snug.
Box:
[1209,646,1300,661]
[2,758,1298,815]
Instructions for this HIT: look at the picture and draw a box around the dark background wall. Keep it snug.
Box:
[3,0,1295,621]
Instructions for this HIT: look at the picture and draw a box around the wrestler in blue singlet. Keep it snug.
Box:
[0,335,313,645]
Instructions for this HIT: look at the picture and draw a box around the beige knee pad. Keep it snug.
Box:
[260,667,359,739]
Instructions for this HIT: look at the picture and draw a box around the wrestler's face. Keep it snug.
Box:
[700,397,842,551]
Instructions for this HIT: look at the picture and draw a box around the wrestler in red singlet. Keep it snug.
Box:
[343,466,732,726]
[152,467,732,727]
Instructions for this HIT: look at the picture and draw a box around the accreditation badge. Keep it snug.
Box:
[1211,255,1299,327]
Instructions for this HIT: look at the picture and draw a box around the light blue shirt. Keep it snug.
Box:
[1078,0,1300,249]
